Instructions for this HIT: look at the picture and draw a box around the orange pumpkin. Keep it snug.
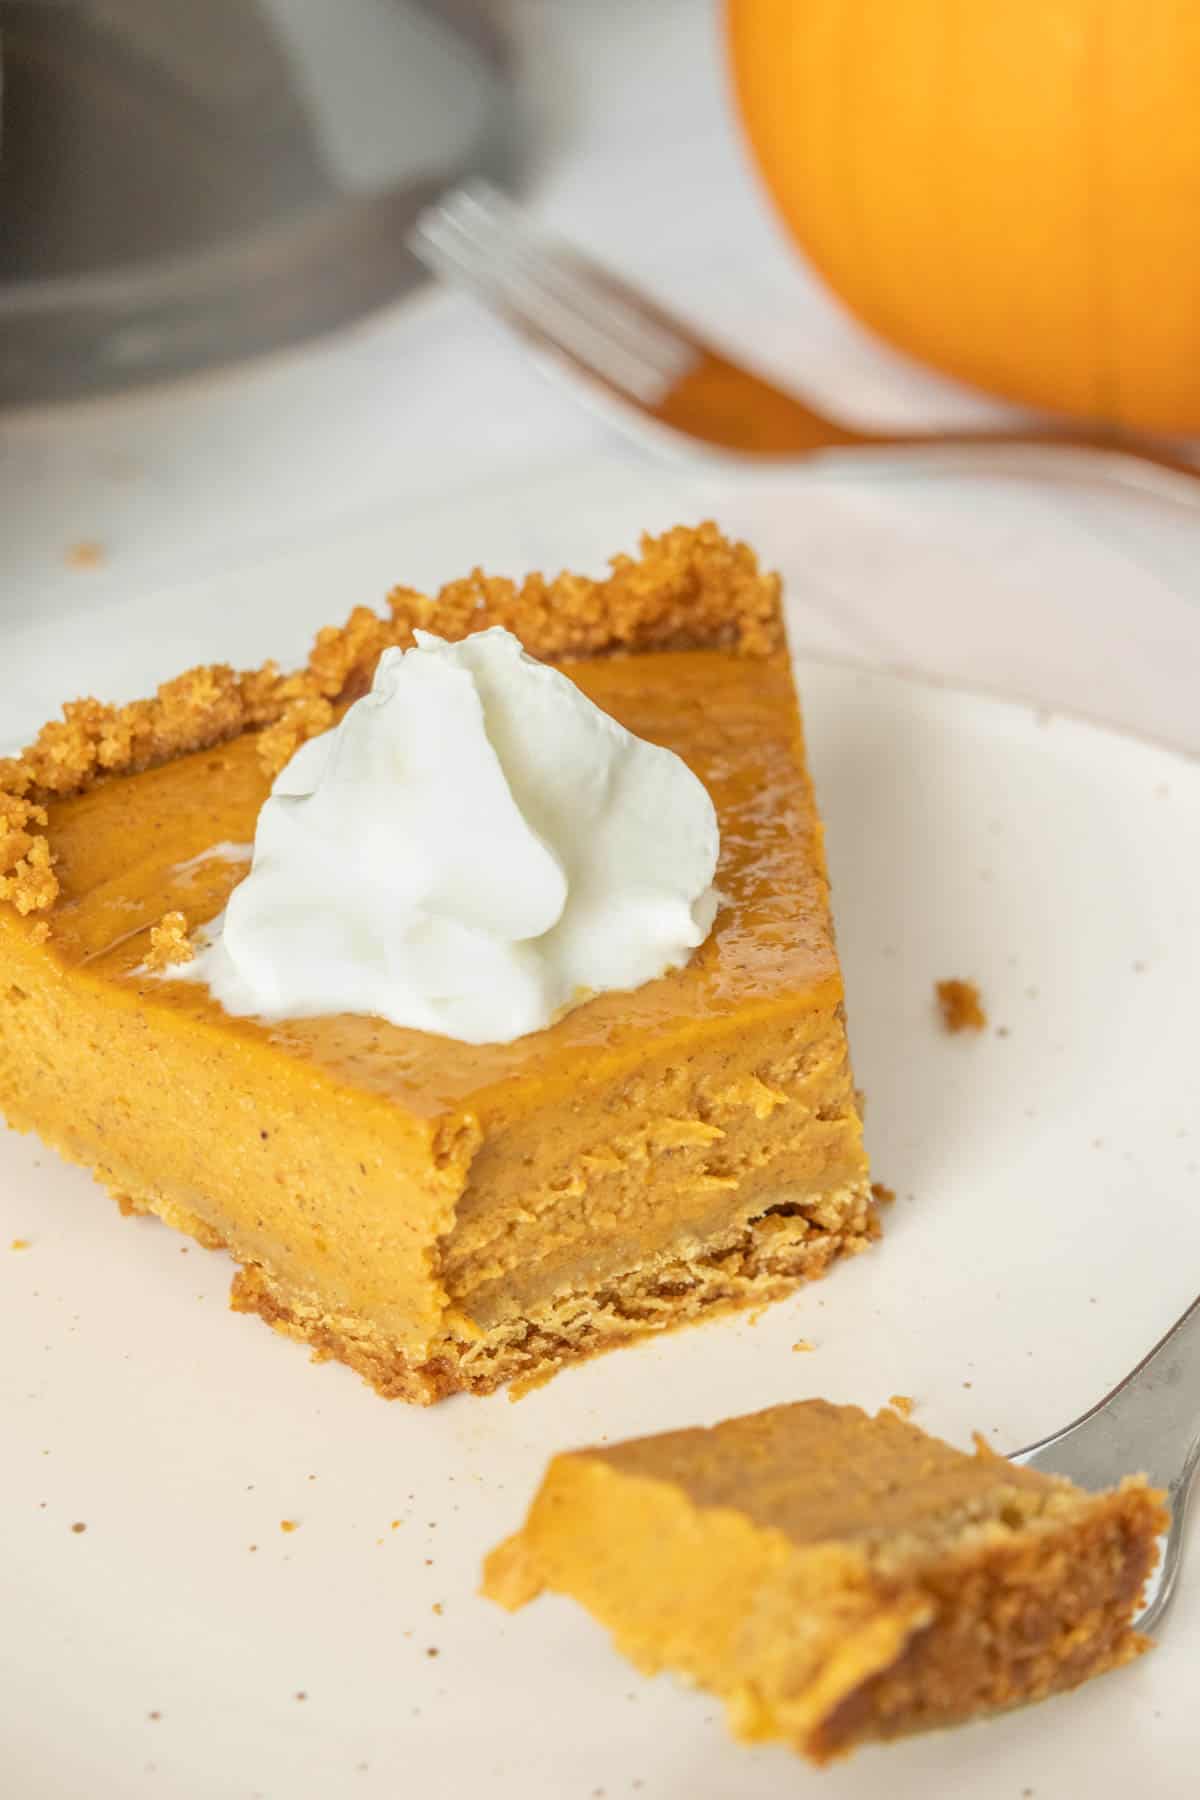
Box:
[726,0,1200,433]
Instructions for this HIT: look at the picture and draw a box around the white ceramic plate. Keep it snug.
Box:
[2,481,1198,1800]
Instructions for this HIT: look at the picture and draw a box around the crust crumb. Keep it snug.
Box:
[888,1393,915,1418]
[936,978,987,1033]
[0,831,57,915]
[66,540,105,569]
[257,695,336,780]
[870,1182,896,1207]
[146,911,195,972]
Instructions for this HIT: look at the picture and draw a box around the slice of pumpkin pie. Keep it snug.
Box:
[484,1399,1167,1761]
[0,525,873,1401]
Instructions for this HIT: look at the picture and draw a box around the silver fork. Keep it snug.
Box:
[1010,1293,1200,1634]
[410,181,1200,509]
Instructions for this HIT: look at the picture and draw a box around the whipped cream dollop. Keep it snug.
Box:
[191,628,720,1044]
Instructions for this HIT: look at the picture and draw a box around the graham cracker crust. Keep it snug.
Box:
[115,1179,878,1404]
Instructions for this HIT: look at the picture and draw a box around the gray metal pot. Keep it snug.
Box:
[0,0,524,405]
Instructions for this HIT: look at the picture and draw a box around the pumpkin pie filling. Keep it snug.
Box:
[0,525,874,1401]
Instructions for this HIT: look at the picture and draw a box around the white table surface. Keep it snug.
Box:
[1,0,1197,750]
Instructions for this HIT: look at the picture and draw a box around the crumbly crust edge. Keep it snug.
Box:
[230,1182,879,1404]
[0,523,782,916]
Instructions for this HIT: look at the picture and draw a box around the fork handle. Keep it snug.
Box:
[657,352,1200,506]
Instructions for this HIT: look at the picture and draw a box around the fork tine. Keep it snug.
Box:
[443,183,697,375]
[411,184,697,405]
[415,215,674,401]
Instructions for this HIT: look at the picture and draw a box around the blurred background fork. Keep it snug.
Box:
[411,181,1200,509]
